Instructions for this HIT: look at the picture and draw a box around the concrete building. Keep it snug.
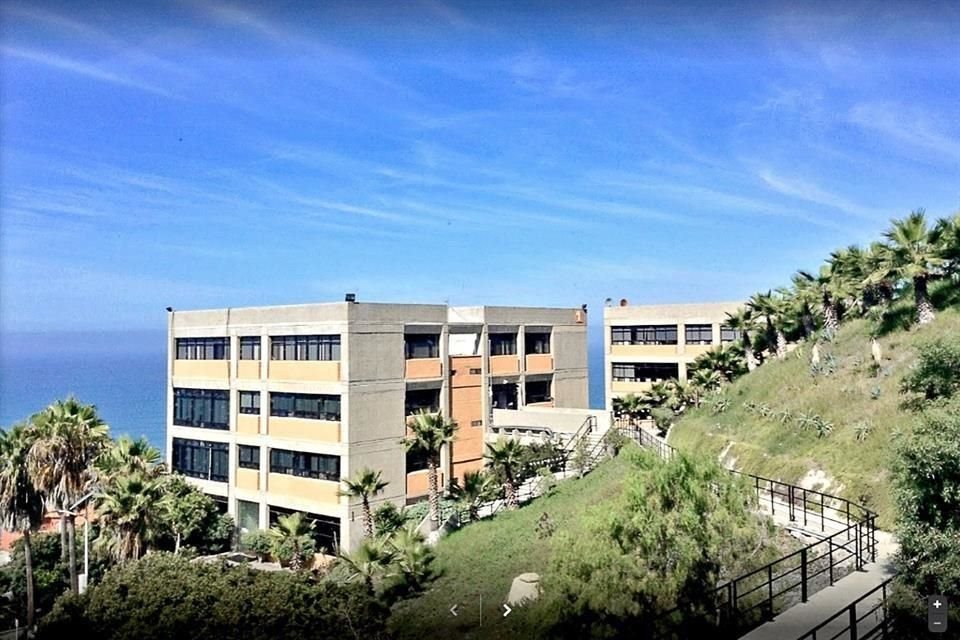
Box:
[166,300,588,551]
[604,301,743,410]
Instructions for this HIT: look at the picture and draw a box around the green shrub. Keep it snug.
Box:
[901,337,960,403]
[240,530,272,560]
[38,553,389,640]
[373,502,407,536]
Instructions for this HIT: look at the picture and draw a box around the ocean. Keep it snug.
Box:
[0,331,608,453]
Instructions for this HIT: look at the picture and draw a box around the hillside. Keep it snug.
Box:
[670,288,960,530]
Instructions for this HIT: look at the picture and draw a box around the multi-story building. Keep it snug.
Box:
[166,300,588,552]
[604,301,742,410]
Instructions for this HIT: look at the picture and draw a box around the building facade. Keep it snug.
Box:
[166,301,588,551]
[604,301,742,410]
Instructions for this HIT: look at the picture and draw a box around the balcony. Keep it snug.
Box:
[405,358,442,379]
[268,417,340,443]
[490,355,520,375]
[524,354,553,373]
[268,361,340,382]
[237,414,260,435]
[172,360,229,379]
[610,344,679,357]
[236,467,260,491]
[237,361,261,379]
[267,474,340,503]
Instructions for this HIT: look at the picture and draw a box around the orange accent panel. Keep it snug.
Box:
[452,459,485,485]
[450,356,482,387]
[405,470,444,498]
[490,355,520,374]
[405,358,442,379]
[524,354,554,373]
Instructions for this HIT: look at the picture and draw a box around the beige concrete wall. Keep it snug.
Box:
[237,414,260,435]
[172,360,230,379]
[268,361,340,382]
[492,407,611,436]
[268,417,340,443]
[267,474,340,504]
[237,361,260,379]
[236,468,260,491]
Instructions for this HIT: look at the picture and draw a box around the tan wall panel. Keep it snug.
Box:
[236,467,260,491]
[524,354,554,373]
[268,361,340,382]
[683,344,712,358]
[404,358,442,379]
[490,355,520,374]
[267,474,340,504]
[172,360,229,379]
[237,414,260,435]
[611,380,654,393]
[237,361,261,379]
[610,345,680,357]
[268,417,340,442]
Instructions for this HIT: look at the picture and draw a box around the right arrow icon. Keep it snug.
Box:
[502,604,512,617]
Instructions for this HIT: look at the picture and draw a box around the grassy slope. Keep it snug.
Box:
[390,454,632,640]
[670,294,960,530]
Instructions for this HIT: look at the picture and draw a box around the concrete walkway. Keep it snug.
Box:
[740,531,898,640]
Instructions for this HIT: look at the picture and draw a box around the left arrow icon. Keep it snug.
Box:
[450,604,459,617]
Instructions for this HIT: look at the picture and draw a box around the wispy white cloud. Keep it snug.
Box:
[757,170,880,220]
[848,102,960,161]
[1,45,174,97]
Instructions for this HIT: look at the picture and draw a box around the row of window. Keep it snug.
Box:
[173,389,341,428]
[176,338,230,360]
[172,438,341,483]
[611,325,741,346]
[612,362,681,382]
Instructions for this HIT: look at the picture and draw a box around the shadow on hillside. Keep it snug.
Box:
[931,278,960,310]
[873,279,959,337]
[875,305,915,337]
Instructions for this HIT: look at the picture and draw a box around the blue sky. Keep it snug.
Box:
[2,0,958,335]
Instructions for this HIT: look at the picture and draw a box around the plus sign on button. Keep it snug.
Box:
[929,595,949,634]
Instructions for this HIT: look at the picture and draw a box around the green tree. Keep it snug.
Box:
[748,291,790,359]
[372,502,407,537]
[339,468,389,539]
[27,397,110,594]
[900,337,960,403]
[401,411,457,530]
[158,475,214,554]
[94,473,166,562]
[337,537,397,594]
[690,345,746,383]
[724,308,758,371]
[933,212,960,279]
[795,264,845,333]
[96,436,162,481]
[385,525,434,597]
[268,512,316,570]
[873,210,945,325]
[484,439,526,509]
[612,393,650,424]
[0,424,45,629]
[449,469,496,521]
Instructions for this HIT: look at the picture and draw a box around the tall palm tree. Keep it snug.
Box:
[690,345,746,383]
[96,435,162,481]
[748,291,789,359]
[0,425,44,630]
[484,438,526,510]
[388,524,433,591]
[724,308,758,371]
[786,273,820,338]
[27,397,110,593]
[874,210,945,325]
[339,468,389,538]
[933,212,960,278]
[94,473,166,562]
[449,470,496,521]
[795,265,843,333]
[402,410,457,530]
[268,511,316,570]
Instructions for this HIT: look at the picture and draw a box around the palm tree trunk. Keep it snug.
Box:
[742,336,757,371]
[822,299,839,333]
[362,498,373,538]
[775,330,787,359]
[427,459,440,531]
[66,515,79,594]
[24,530,35,629]
[60,512,68,561]
[174,531,181,555]
[505,474,518,510]
[915,276,935,324]
[802,313,815,339]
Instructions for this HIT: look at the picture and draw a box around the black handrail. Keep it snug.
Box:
[795,576,894,640]
[621,426,878,639]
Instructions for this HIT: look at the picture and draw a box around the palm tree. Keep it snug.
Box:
[873,210,945,325]
[787,273,820,338]
[268,511,316,570]
[94,473,166,562]
[795,265,844,334]
[27,397,110,593]
[0,425,45,630]
[933,212,960,278]
[402,410,457,531]
[339,468,389,539]
[96,435,162,481]
[748,291,789,358]
[484,438,526,510]
[449,470,496,521]
[689,369,723,404]
[724,308,758,371]
[690,345,746,383]
[612,393,649,425]
[338,536,397,594]
[388,525,433,591]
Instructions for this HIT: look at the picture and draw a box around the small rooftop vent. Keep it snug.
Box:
[619,298,629,307]
[345,293,357,303]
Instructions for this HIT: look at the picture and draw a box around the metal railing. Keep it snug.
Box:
[622,427,878,639]
[796,577,894,640]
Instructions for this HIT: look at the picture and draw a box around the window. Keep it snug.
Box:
[268,505,340,550]
[720,326,741,343]
[612,363,680,382]
[492,382,518,409]
[685,324,713,345]
[490,333,517,356]
[173,388,229,430]
[269,392,341,421]
[469,367,482,375]
[239,391,260,415]
[238,445,260,470]
[236,499,260,533]
[172,438,228,482]
[406,448,430,472]
[470,420,483,427]
[239,336,261,360]
[270,335,340,361]
[525,332,551,355]
[269,448,340,481]
[611,325,678,345]
[175,337,230,360]
[405,388,440,415]
[404,335,439,359]
[525,379,552,404]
